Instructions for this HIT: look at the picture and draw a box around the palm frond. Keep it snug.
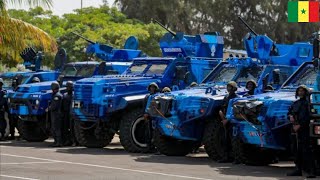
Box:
[1,0,53,16]
[0,16,57,53]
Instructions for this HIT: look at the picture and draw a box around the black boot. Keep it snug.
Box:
[0,133,5,141]
[287,169,302,176]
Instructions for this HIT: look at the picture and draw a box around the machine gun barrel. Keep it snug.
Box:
[72,32,95,44]
[238,16,258,36]
[153,19,176,37]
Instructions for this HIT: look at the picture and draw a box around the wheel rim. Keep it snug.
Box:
[131,117,148,148]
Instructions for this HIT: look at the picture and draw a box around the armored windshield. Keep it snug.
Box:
[61,65,78,76]
[1,77,13,88]
[146,64,168,75]
[1,75,30,88]
[61,64,97,77]
[208,66,237,83]
[235,65,263,83]
[76,65,97,77]
[128,64,148,74]
[282,64,317,89]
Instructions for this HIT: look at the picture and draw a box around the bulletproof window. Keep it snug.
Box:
[210,66,237,83]
[128,64,148,74]
[292,68,317,86]
[174,65,188,80]
[298,47,310,58]
[1,77,13,88]
[146,64,168,75]
[236,65,263,83]
[275,67,292,85]
[61,65,78,76]
[76,65,97,77]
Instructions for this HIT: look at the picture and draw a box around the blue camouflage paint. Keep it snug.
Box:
[8,36,142,122]
[147,33,313,146]
[71,31,225,124]
[227,62,317,151]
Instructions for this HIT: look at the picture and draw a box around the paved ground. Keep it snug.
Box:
[0,136,311,180]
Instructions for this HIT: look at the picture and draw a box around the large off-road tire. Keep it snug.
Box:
[203,121,222,160]
[75,120,115,148]
[232,136,276,166]
[119,108,154,153]
[18,117,49,142]
[153,130,195,156]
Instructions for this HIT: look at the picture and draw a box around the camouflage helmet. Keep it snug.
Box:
[147,82,159,91]
[295,85,310,98]
[0,78,3,85]
[32,77,40,83]
[190,82,198,87]
[162,87,171,93]
[246,80,257,89]
[227,81,238,91]
[66,81,74,88]
[51,82,60,90]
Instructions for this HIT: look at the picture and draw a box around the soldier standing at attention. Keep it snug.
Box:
[49,82,63,147]
[243,80,257,97]
[218,81,239,163]
[8,76,19,140]
[143,83,159,149]
[287,85,316,178]
[62,81,77,146]
[0,78,8,141]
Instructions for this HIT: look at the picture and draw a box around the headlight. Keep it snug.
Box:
[315,126,320,135]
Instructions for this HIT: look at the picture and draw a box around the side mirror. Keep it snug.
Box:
[272,69,281,85]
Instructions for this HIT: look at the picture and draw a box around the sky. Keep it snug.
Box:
[7,0,115,16]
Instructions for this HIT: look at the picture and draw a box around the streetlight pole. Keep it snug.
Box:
[81,0,83,9]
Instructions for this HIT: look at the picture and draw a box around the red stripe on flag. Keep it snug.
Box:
[309,1,319,22]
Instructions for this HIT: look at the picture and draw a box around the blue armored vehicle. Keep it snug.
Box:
[224,37,320,165]
[146,17,314,157]
[8,35,140,142]
[0,47,59,91]
[72,21,224,152]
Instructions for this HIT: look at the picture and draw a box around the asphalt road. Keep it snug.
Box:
[0,136,311,180]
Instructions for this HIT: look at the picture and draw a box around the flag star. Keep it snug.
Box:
[301,9,306,14]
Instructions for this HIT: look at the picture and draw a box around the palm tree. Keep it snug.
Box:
[0,0,56,58]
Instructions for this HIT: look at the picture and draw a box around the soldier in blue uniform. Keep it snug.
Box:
[0,78,8,141]
[143,82,159,149]
[218,81,239,163]
[287,85,316,178]
[62,81,77,146]
[243,80,257,97]
[49,82,63,147]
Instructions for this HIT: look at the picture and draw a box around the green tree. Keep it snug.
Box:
[8,6,165,67]
[115,0,319,49]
